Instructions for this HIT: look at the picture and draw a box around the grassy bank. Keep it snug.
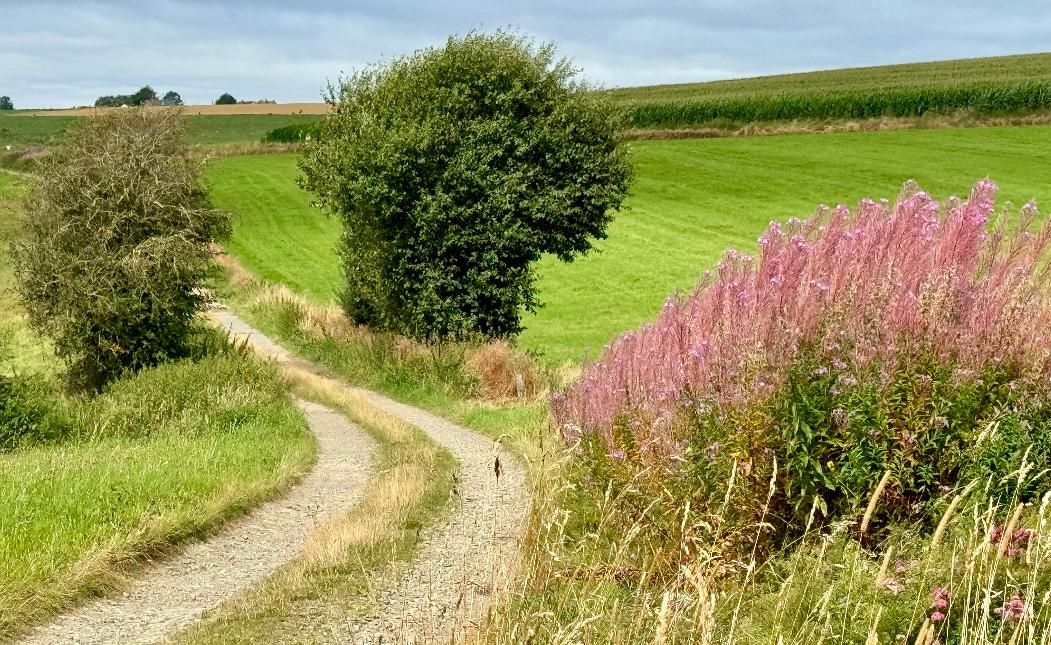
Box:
[203,125,1051,363]
[0,172,316,639]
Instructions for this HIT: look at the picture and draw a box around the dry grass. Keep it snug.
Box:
[32,103,330,117]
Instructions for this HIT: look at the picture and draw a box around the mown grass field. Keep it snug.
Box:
[0,112,322,147]
[204,124,1051,363]
[0,173,315,638]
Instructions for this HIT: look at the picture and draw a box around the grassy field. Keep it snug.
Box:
[204,124,1051,363]
[0,112,322,147]
[609,52,1051,104]
[0,173,316,638]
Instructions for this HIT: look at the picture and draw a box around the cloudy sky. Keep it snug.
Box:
[4,1,1050,108]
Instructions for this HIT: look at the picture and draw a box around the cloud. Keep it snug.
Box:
[2,0,1049,107]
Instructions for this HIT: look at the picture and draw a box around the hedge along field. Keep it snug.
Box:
[0,112,322,147]
[203,124,1051,363]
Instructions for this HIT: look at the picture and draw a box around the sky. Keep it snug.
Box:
[3,1,1050,108]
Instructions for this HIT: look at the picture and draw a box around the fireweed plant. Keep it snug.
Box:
[552,180,1051,560]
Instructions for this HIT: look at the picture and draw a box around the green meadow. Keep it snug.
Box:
[0,112,322,147]
[205,124,1051,363]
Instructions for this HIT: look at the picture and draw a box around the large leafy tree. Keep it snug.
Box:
[0,96,13,110]
[301,31,634,342]
[12,109,230,391]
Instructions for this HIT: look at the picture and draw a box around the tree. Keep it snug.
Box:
[162,90,183,106]
[12,109,231,391]
[215,93,237,105]
[300,31,633,342]
[131,85,157,105]
[0,96,13,110]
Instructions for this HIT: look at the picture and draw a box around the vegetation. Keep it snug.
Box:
[610,52,1051,128]
[162,90,183,106]
[216,92,238,105]
[300,31,633,341]
[95,84,160,107]
[0,173,314,640]
[261,122,319,143]
[13,108,231,391]
[168,366,456,643]
[0,111,323,147]
[0,96,13,111]
[609,53,1051,105]
[205,124,1051,363]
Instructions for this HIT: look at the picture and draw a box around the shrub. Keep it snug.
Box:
[0,374,57,451]
[11,108,231,392]
[0,96,13,111]
[215,93,237,105]
[300,30,634,342]
[262,122,320,143]
[553,181,1051,555]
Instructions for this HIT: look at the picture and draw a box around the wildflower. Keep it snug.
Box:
[1012,528,1033,548]
[930,611,946,622]
[609,448,626,462]
[832,358,847,370]
[990,525,1005,544]
[813,366,829,376]
[901,432,917,449]
[932,416,948,429]
[995,595,1026,621]
[705,442,721,461]
[831,408,848,427]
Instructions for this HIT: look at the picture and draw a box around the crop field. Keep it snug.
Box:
[0,112,323,147]
[204,123,1051,363]
[608,52,1051,127]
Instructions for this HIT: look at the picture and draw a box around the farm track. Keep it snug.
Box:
[18,399,376,645]
[209,309,530,644]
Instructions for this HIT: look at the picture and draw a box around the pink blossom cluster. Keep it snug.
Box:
[990,525,1033,557]
[552,181,1051,455]
[995,595,1027,621]
[930,586,951,623]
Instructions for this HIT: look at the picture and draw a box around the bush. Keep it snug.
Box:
[262,122,320,143]
[12,108,231,392]
[554,181,1051,558]
[300,30,634,342]
[215,93,237,105]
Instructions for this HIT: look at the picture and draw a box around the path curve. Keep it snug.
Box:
[210,309,530,644]
[19,399,376,645]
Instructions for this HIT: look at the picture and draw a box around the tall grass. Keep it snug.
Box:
[628,82,1051,128]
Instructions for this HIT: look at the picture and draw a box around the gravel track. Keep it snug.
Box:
[209,310,530,644]
[18,399,376,645]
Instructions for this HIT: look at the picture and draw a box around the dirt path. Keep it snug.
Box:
[209,310,530,644]
[19,399,376,645]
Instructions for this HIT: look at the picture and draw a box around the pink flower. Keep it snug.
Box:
[930,611,946,622]
[995,595,1026,621]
